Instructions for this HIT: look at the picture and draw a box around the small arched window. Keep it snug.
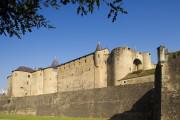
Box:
[133,59,142,71]
[28,75,30,78]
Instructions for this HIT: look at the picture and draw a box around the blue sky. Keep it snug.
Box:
[0,0,180,89]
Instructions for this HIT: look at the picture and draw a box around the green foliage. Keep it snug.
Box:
[0,0,53,38]
[45,0,127,21]
[0,114,106,120]
[0,0,127,39]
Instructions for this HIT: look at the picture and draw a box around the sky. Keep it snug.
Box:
[0,0,180,89]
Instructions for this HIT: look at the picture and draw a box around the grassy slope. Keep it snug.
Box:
[122,69,155,80]
[0,114,106,120]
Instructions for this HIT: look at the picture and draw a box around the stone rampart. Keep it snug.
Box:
[0,82,154,119]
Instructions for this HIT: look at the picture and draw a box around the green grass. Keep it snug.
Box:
[122,69,155,80]
[0,114,106,120]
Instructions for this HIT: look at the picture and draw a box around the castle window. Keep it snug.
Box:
[28,75,30,78]
[85,59,87,63]
[27,81,29,85]
[7,99,11,104]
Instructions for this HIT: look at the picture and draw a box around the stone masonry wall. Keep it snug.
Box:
[0,82,154,120]
[160,52,180,120]
[119,75,154,85]
[57,54,96,92]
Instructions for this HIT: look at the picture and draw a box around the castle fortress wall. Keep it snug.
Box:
[155,47,180,120]
[57,54,95,92]
[7,45,155,97]
[57,49,109,92]
[2,45,180,120]
[0,82,154,118]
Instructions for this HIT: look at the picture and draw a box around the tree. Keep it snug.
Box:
[0,0,127,38]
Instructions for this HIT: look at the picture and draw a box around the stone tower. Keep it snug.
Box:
[109,46,154,86]
[94,42,109,88]
[43,58,59,94]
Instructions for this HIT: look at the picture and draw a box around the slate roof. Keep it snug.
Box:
[51,57,60,68]
[13,66,35,73]
[96,42,103,51]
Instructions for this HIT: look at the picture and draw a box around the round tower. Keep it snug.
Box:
[43,58,59,94]
[157,45,166,62]
[143,52,152,70]
[43,68,57,94]
[111,47,132,85]
[94,42,103,67]
[94,42,110,88]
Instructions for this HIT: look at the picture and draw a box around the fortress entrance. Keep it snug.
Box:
[133,59,142,71]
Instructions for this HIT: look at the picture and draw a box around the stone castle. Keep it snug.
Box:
[0,44,179,120]
[6,43,155,97]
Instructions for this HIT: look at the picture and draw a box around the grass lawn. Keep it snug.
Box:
[0,114,106,120]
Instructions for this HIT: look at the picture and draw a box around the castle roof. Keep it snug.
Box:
[96,42,103,51]
[51,57,60,68]
[6,75,12,79]
[13,66,35,73]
